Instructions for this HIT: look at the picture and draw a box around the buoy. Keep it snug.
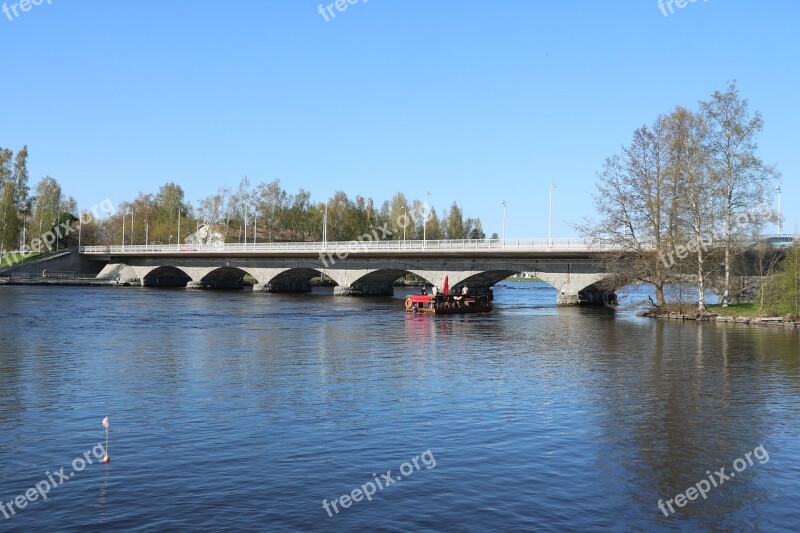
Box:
[102,416,110,463]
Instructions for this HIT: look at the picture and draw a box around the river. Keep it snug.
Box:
[0,283,798,532]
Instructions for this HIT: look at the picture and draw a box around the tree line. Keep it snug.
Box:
[0,151,486,253]
[583,81,786,311]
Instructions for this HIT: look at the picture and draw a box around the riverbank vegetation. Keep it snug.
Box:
[582,82,787,312]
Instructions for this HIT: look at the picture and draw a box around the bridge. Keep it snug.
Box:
[80,238,618,305]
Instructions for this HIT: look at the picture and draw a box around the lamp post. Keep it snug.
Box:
[501,200,506,245]
[130,209,134,246]
[145,219,149,247]
[548,183,557,249]
[323,199,329,245]
[122,210,125,251]
[177,208,182,248]
[776,185,782,235]
[254,214,257,244]
[423,192,430,247]
[402,206,406,247]
[78,208,82,250]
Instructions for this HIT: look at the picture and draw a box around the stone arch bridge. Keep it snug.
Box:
[83,239,619,305]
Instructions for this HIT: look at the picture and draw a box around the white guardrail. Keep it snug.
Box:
[80,238,613,254]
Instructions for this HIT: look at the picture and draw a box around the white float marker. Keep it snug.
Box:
[102,416,110,463]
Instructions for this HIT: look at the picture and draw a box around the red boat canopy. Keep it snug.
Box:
[409,295,432,303]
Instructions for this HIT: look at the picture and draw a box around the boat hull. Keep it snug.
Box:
[405,294,493,315]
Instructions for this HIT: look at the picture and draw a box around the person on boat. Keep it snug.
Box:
[420,287,427,295]
[462,286,469,295]
[432,286,439,297]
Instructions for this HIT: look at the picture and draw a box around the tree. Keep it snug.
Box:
[580,116,678,306]
[255,179,288,241]
[765,246,800,318]
[425,207,442,240]
[0,182,19,253]
[389,192,413,240]
[31,176,63,247]
[701,81,778,307]
[446,202,464,239]
[666,106,716,312]
[465,217,485,239]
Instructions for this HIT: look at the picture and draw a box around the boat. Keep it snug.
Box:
[404,293,493,315]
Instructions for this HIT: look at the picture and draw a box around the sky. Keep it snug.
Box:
[1,0,797,239]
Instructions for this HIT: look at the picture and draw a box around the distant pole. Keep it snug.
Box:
[131,209,134,245]
[776,185,782,235]
[548,183,557,249]
[323,201,328,245]
[145,219,149,247]
[122,211,125,251]
[402,206,406,247]
[178,208,182,248]
[244,208,248,248]
[501,200,506,245]
[78,209,82,249]
[423,191,430,248]
[254,214,257,244]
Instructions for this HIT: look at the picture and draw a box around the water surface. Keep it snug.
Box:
[0,283,798,531]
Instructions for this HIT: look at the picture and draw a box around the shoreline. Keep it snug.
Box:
[0,278,122,287]
[637,309,799,328]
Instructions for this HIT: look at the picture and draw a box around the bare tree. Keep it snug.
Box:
[666,106,716,312]
[701,81,779,306]
[580,116,677,305]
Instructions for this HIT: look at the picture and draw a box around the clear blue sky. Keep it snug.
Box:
[1,0,797,238]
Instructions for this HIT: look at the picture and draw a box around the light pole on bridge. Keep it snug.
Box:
[323,199,328,245]
[501,200,506,245]
[177,208,182,248]
[776,185,782,235]
[423,191,430,248]
[548,183,557,249]
[402,206,406,247]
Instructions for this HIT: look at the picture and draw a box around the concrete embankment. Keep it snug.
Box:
[638,309,799,328]
[0,278,123,287]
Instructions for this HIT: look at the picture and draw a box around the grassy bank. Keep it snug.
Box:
[0,252,41,269]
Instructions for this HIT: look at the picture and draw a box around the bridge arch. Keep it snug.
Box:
[199,267,251,290]
[265,267,327,293]
[142,266,192,288]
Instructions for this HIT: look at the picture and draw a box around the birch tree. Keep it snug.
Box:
[701,81,778,306]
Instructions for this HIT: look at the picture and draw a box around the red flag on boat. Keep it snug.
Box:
[443,275,449,295]
[102,416,109,429]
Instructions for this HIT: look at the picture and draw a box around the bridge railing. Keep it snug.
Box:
[80,238,609,254]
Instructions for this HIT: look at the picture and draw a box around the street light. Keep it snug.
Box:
[402,206,407,247]
[423,191,430,247]
[177,208,182,248]
[323,200,328,245]
[548,183,557,249]
[122,210,125,251]
[145,219,149,247]
[501,200,506,245]
[776,185,782,235]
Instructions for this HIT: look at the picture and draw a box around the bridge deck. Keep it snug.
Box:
[80,238,612,256]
